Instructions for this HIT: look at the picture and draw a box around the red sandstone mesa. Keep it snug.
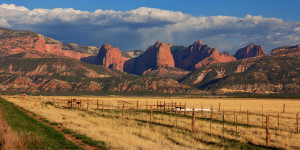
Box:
[270,44,300,56]
[95,43,126,71]
[0,31,92,59]
[234,44,266,60]
[173,41,236,70]
[127,41,175,75]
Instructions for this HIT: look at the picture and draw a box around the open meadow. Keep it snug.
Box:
[2,95,300,150]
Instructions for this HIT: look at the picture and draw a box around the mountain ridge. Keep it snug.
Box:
[0,27,299,95]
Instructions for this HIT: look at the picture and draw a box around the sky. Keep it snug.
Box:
[0,0,300,54]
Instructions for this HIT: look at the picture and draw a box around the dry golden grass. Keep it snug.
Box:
[0,112,25,150]
[4,95,300,150]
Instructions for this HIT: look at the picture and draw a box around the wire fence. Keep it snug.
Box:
[18,95,300,149]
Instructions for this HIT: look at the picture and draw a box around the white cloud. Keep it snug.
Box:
[0,17,10,27]
[0,3,29,11]
[0,3,299,53]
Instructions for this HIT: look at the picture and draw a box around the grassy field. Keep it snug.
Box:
[0,109,25,150]
[0,97,82,150]
[2,95,300,150]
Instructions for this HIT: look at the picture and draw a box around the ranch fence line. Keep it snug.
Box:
[19,95,300,148]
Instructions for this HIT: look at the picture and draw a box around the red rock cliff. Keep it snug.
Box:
[96,43,126,71]
[173,41,235,70]
[0,28,92,59]
[270,44,300,56]
[234,44,266,60]
[127,41,175,75]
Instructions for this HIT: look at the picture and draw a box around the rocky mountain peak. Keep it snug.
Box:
[96,43,125,71]
[126,41,175,75]
[155,41,164,45]
[173,41,219,70]
[154,41,175,68]
[234,44,266,60]
[193,40,203,46]
[101,43,114,49]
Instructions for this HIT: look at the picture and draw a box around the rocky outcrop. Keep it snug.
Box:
[40,34,99,55]
[122,50,144,58]
[143,67,191,80]
[270,44,300,56]
[126,41,175,75]
[0,28,93,60]
[173,41,236,70]
[96,43,126,71]
[61,43,99,55]
[220,52,237,62]
[234,44,266,60]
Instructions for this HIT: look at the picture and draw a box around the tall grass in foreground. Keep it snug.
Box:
[0,114,25,150]
[0,97,82,150]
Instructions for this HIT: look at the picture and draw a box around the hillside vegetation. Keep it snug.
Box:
[180,55,300,94]
[0,54,200,95]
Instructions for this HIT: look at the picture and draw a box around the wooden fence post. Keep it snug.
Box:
[211,105,213,120]
[192,107,195,132]
[164,101,166,112]
[150,105,153,122]
[297,113,299,133]
[157,101,158,110]
[137,100,139,111]
[278,113,279,130]
[184,102,187,115]
[247,110,249,125]
[262,112,264,127]
[175,102,177,114]
[160,101,162,111]
[219,102,220,112]
[266,116,270,147]
[102,100,104,113]
[222,110,225,135]
[201,102,203,118]
[87,99,89,110]
[97,99,99,110]
[283,104,285,113]
[236,115,238,137]
[234,110,235,122]
[71,99,73,109]
[75,100,78,109]
[122,103,125,118]
[179,102,182,115]
[210,114,212,133]
[146,101,148,110]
